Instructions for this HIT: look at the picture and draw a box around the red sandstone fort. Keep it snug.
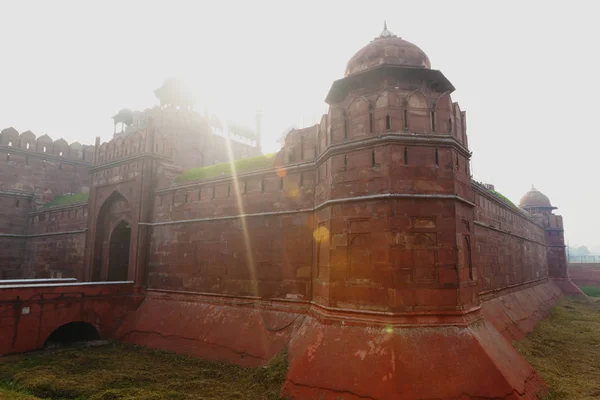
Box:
[0,24,597,399]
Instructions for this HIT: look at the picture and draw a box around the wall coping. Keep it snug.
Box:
[0,278,77,285]
[0,145,92,166]
[30,201,89,215]
[141,193,475,227]
[0,229,87,238]
[0,190,35,199]
[0,280,133,289]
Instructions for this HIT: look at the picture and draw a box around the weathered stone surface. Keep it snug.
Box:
[0,26,581,400]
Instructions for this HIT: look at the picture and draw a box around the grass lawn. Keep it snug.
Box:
[580,286,600,297]
[514,297,600,400]
[0,343,286,399]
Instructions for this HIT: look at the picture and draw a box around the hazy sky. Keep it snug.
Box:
[0,1,598,248]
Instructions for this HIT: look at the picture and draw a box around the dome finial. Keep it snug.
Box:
[378,20,396,39]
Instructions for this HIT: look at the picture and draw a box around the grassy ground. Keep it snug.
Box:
[176,153,276,183]
[0,343,286,400]
[514,297,600,400]
[580,286,600,297]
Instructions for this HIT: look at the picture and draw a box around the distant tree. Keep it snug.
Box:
[577,245,591,256]
[568,245,592,257]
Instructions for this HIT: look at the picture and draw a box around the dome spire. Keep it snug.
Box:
[378,20,397,39]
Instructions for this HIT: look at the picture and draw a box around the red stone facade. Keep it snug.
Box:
[0,128,92,278]
[0,26,582,399]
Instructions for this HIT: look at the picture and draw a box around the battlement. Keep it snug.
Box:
[0,127,94,163]
[95,129,172,167]
[276,125,319,166]
[29,202,89,234]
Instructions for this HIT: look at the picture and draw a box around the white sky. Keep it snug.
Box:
[1,1,598,248]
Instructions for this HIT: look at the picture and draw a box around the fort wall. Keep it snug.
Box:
[21,203,89,280]
[0,128,93,205]
[0,128,93,278]
[568,263,600,288]
[147,164,315,299]
[472,185,548,299]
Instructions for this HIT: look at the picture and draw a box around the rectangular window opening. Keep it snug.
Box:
[404,147,408,166]
[344,118,348,140]
[431,111,436,132]
[435,148,439,167]
[385,115,391,131]
[403,110,408,130]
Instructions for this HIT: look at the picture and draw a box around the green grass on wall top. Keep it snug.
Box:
[176,153,277,183]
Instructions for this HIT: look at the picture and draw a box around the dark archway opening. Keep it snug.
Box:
[92,191,132,282]
[45,322,100,346]
[108,220,131,281]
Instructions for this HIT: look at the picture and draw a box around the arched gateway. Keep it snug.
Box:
[91,191,133,281]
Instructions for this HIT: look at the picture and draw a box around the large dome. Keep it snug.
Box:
[519,186,553,209]
[345,23,431,77]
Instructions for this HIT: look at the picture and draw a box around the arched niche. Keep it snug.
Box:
[91,191,133,281]
[346,97,370,138]
[405,91,430,133]
[434,92,453,134]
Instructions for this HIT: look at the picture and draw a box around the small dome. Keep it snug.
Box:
[519,185,553,209]
[345,22,431,77]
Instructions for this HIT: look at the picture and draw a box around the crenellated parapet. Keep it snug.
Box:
[28,202,89,235]
[0,127,94,163]
[94,128,172,167]
[274,125,319,167]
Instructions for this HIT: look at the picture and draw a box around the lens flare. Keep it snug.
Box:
[313,226,330,242]
[287,186,299,198]
[276,168,286,178]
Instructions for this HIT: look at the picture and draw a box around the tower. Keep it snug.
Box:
[255,109,262,154]
[112,108,133,137]
[520,186,568,279]
[312,23,475,312]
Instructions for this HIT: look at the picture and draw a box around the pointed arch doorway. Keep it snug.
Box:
[91,190,133,282]
[108,220,131,281]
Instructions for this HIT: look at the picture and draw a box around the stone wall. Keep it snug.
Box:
[0,191,33,278]
[22,203,89,280]
[0,128,92,206]
[147,165,315,299]
[568,263,600,288]
[473,186,548,298]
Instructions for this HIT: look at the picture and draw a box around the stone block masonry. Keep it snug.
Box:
[0,24,581,399]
